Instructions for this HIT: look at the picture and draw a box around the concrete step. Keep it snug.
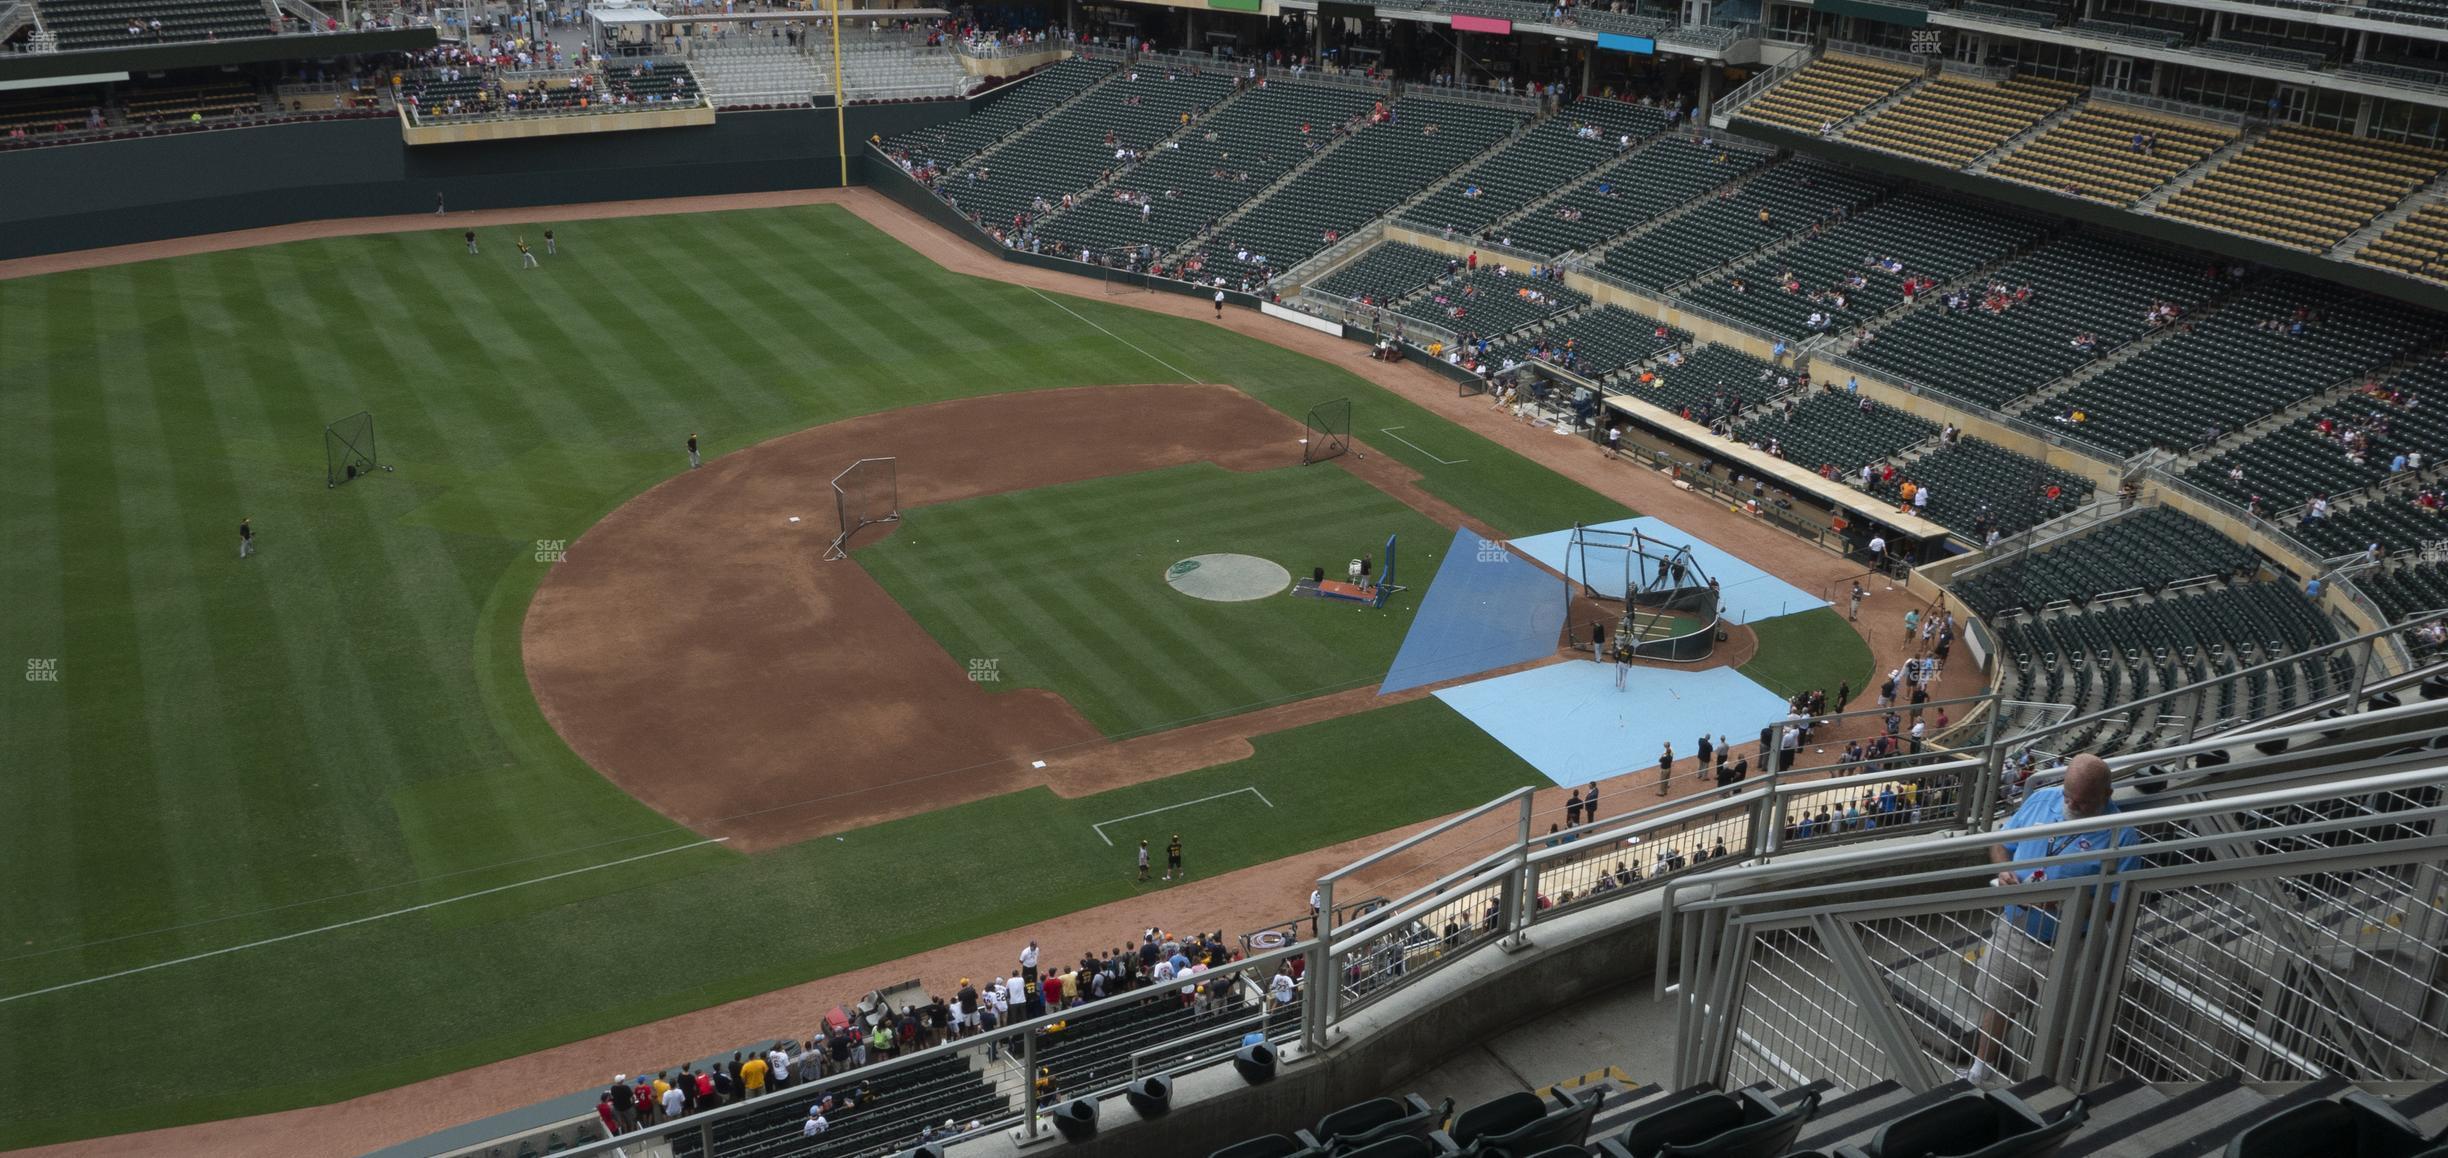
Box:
[2138,1075,2351,1158]
[1792,1078,1927,1151]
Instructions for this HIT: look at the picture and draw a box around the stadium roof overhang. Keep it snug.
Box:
[0,27,439,83]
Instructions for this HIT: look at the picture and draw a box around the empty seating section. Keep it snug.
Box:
[811,39,965,100]
[2043,277,2436,456]
[1308,240,1453,302]
[1989,104,2235,207]
[1615,342,1784,415]
[1597,159,1886,289]
[121,79,259,123]
[1847,234,2221,406]
[1872,437,2095,536]
[1502,136,1766,257]
[690,37,814,105]
[890,58,1113,167]
[1679,194,2051,340]
[2158,126,2448,250]
[1034,81,1380,263]
[667,1054,1001,1158]
[2298,494,2448,555]
[1997,581,2341,752]
[1405,97,1669,237]
[1392,269,1587,338]
[1953,507,2257,616]
[36,0,275,50]
[1735,54,1922,135]
[2358,201,2448,282]
[2345,56,2448,89]
[0,86,101,134]
[2187,384,2448,510]
[1960,0,2064,27]
[1845,74,2081,169]
[1196,96,1526,287]
[950,70,1236,230]
[1735,392,1940,473]
[2195,36,2328,69]
[2073,17,2189,47]
[2362,560,2448,621]
[1533,304,1692,377]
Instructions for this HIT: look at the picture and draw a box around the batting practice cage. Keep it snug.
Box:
[824,456,901,561]
[1566,523,1715,611]
[1303,398,1351,465]
[325,411,380,488]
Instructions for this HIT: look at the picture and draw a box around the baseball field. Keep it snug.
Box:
[0,200,1772,1149]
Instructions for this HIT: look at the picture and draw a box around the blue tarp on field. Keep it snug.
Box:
[1379,526,1567,696]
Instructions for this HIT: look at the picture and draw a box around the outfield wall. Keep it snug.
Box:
[0,102,960,262]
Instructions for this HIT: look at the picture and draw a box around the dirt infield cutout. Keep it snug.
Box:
[1164,553,1293,602]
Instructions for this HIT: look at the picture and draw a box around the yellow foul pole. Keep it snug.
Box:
[829,0,847,186]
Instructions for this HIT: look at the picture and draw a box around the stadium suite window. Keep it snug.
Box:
[2371,96,2448,148]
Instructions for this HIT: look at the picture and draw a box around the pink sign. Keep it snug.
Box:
[1450,14,1513,33]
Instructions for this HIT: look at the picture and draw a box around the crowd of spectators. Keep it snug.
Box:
[587,923,1297,1141]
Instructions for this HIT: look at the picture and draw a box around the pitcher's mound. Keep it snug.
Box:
[1166,554,1292,602]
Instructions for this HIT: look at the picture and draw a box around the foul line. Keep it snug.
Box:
[0,838,728,1005]
[1378,426,1468,465]
[1091,787,1274,846]
[1028,287,1206,385]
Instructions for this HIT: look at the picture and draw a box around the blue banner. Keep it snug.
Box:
[1597,33,1655,53]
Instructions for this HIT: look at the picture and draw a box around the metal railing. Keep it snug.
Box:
[1664,757,2448,1096]
[2089,86,2258,127]
[2144,464,2333,573]
[1711,43,1813,122]
[1826,37,1935,67]
[543,940,1316,1157]
[1302,661,2446,1060]
[474,632,2440,1157]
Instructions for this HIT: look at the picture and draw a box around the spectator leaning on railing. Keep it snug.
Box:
[1962,753,2144,1088]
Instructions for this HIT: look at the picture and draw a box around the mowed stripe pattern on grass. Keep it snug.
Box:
[0,202,1622,1148]
[859,463,1450,737]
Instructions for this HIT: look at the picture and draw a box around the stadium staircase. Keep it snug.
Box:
[2337,169,2448,261]
[1563,141,1785,264]
[953,59,1130,170]
[1999,270,2263,420]
[1035,78,1262,227]
[1159,110,1365,264]
[2134,125,2266,212]
[1964,98,2091,174]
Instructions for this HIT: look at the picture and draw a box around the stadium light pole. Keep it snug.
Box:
[827,0,847,187]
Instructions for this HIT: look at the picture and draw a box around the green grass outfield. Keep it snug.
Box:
[0,204,1631,1147]
[860,463,1451,737]
[1738,608,1876,706]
